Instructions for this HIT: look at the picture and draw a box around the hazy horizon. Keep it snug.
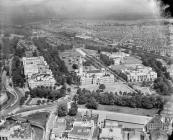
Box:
[0,0,168,25]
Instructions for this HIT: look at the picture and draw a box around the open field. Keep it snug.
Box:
[80,82,134,93]
[59,49,82,72]
[79,104,158,117]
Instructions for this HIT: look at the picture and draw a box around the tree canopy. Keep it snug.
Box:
[75,88,164,110]
[57,103,68,117]
[68,102,78,116]
[141,55,173,95]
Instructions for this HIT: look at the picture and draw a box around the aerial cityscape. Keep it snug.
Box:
[1,0,173,140]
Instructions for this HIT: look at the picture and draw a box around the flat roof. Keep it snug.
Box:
[52,119,66,135]
[87,70,102,74]
[68,126,91,137]
[100,127,122,138]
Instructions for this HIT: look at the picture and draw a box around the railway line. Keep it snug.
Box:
[82,49,126,82]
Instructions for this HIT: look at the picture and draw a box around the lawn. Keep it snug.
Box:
[78,104,158,117]
[80,82,134,93]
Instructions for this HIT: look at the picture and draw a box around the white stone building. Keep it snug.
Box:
[22,56,56,89]
[120,65,157,83]
[99,127,123,140]
[77,57,114,85]
[101,51,130,65]
[68,120,95,140]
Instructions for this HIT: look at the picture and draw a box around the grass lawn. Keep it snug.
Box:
[78,104,158,117]
[80,82,134,93]
[23,112,50,127]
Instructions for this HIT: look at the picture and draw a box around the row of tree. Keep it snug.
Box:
[56,44,73,51]
[33,38,80,85]
[11,56,25,87]
[141,55,173,95]
[57,102,78,117]
[26,86,67,101]
[19,94,29,105]
[74,88,164,110]
[85,45,119,53]
[10,38,26,87]
[100,53,114,66]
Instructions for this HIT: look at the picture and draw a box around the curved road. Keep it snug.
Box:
[1,66,72,140]
[0,70,22,116]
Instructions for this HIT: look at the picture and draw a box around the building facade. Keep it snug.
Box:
[68,120,95,140]
[120,65,157,83]
[77,57,115,86]
[99,127,123,140]
[22,56,56,89]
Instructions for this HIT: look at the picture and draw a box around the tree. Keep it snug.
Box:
[19,96,26,105]
[99,93,110,105]
[99,84,106,91]
[98,49,101,54]
[141,96,153,109]
[37,100,41,105]
[50,90,62,101]
[67,88,71,93]
[68,102,78,116]
[77,88,82,95]
[57,103,68,117]
[72,64,78,69]
[73,94,79,103]
[85,97,98,109]
[60,88,66,97]
[78,94,87,105]
[66,76,72,85]
[33,51,37,57]
[11,56,25,87]
[100,54,114,66]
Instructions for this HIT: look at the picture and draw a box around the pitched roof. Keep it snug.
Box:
[68,126,91,138]
[87,70,102,74]
[52,119,66,136]
[100,127,122,139]
[78,108,152,126]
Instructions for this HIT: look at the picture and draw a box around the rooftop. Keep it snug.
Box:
[100,127,123,139]
[78,108,152,126]
[68,126,91,137]
[87,70,102,74]
[52,118,66,136]
[0,120,32,139]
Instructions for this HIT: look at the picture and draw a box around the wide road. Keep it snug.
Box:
[0,70,8,105]
[0,71,23,116]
